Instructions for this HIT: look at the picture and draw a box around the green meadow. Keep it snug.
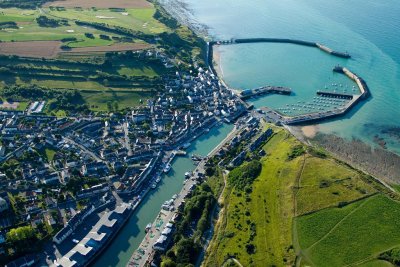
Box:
[204,125,400,267]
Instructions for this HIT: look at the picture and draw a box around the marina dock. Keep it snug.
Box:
[273,66,369,125]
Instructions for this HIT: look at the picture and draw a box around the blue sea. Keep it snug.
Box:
[182,0,400,154]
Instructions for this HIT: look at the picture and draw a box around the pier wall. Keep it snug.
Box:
[234,38,316,47]
[283,66,370,125]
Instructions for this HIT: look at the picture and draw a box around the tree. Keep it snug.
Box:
[107,101,113,112]
[161,258,176,267]
[113,101,119,111]
[6,226,38,253]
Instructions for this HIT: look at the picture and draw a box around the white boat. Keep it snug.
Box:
[145,223,152,232]
[182,142,191,149]
[151,183,157,189]
[163,163,171,173]
[184,171,191,179]
[156,177,161,183]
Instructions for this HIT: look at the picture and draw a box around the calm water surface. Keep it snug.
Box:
[92,123,233,267]
[184,0,400,153]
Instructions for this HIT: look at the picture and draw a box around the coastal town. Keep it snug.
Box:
[0,35,373,267]
[3,0,400,266]
[0,51,250,266]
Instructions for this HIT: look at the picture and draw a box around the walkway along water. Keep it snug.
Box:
[91,123,234,267]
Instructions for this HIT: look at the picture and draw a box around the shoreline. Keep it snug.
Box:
[212,47,224,79]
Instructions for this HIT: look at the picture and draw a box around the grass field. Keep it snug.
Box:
[297,194,400,266]
[296,156,377,215]
[44,0,152,9]
[46,8,169,34]
[80,90,151,111]
[205,129,303,266]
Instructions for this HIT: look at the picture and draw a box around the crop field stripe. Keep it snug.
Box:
[305,195,374,251]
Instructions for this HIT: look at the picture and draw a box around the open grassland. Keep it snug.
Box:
[80,90,151,111]
[297,194,400,266]
[205,129,303,266]
[46,7,169,34]
[0,8,36,22]
[296,156,377,215]
[43,0,152,9]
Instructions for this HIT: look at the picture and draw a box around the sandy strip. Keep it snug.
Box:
[301,125,319,138]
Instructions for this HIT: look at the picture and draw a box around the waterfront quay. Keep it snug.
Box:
[127,123,244,267]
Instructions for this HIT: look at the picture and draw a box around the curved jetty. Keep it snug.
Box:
[281,66,370,125]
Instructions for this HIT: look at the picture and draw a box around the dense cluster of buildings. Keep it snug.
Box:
[0,64,247,266]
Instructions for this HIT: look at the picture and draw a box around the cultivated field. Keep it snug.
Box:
[64,42,150,53]
[297,194,400,266]
[0,41,61,58]
[43,0,152,9]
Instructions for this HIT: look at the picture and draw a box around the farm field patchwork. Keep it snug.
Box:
[0,3,164,57]
[43,0,152,9]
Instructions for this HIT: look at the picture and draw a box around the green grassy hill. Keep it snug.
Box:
[203,125,400,267]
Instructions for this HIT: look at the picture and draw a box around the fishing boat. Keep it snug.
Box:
[191,154,203,161]
[163,163,171,173]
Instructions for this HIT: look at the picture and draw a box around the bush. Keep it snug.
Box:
[61,37,77,42]
[287,145,306,160]
[36,16,68,27]
[84,33,95,39]
[228,160,262,190]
